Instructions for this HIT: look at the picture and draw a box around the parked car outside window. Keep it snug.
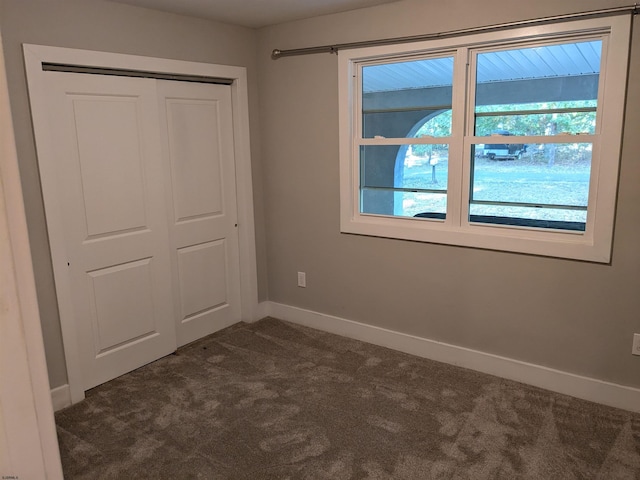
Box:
[482,130,527,160]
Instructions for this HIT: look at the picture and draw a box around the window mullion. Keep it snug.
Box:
[461,50,475,231]
[443,47,469,228]
[463,47,481,229]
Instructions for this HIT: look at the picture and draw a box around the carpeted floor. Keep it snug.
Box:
[56,317,640,479]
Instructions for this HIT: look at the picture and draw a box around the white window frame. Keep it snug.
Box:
[338,15,631,262]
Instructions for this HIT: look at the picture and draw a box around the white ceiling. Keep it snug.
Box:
[106,0,401,28]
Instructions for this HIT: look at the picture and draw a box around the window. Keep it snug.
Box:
[338,15,631,262]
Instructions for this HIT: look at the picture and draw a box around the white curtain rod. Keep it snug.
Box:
[271,3,637,59]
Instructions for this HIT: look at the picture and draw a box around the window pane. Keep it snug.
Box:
[360,144,448,218]
[474,40,601,136]
[470,143,591,230]
[362,57,454,139]
[398,192,447,218]
[475,103,596,137]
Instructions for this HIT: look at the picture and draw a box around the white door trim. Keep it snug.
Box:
[23,44,259,405]
[1,38,63,477]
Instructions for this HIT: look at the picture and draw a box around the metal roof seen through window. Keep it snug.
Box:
[362,40,602,93]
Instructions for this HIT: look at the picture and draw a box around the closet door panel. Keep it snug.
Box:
[43,72,176,390]
[158,81,242,347]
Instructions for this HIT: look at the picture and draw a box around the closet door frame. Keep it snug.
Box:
[24,44,259,405]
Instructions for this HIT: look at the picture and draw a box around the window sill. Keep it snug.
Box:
[340,214,610,263]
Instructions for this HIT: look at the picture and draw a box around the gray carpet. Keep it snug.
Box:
[56,317,640,479]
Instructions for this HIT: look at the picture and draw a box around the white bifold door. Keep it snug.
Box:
[43,72,241,391]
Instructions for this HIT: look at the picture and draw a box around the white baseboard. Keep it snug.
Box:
[266,301,640,414]
[254,301,271,322]
[50,384,72,412]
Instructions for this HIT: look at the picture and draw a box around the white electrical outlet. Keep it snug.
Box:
[297,271,306,288]
[633,333,640,356]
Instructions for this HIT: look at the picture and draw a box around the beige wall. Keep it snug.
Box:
[0,0,267,388]
[2,0,640,394]
[257,0,640,388]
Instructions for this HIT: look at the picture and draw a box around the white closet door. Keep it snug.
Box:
[157,81,242,347]
[44,72,176,390]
